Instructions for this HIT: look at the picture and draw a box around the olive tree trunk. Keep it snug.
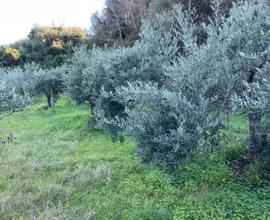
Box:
[46,95,55,108]
[248,109,263,160]
[46,86,55,108]
[246,60,268,161]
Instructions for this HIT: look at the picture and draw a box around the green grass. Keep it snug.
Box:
[0,97,270,219]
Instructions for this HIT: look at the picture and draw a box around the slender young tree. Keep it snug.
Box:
[31,66,64,108]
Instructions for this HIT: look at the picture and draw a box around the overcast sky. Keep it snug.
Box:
[0,0,104,45]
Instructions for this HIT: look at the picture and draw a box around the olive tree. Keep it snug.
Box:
[202,0,270,162]
[65,14,182,138]
[65,46,106,107]
[84,5,204,140]
[65,46,90,105]
[0,68,30,118]
[28,64,65,108]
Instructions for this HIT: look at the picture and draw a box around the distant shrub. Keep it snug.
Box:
[0,47,22,67]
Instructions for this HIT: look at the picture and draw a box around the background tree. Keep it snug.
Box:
[90,0,149,46]
[1,25,88,68]
[147,0,235,20]
[0,47,22,67]
[90,0,239,47]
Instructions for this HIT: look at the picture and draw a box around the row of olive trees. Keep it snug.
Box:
[65,0,270,171]
[1,0,269,172]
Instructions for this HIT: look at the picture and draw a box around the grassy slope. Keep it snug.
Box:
[0,97,270,219]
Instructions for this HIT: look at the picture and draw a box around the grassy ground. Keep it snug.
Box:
[0,97,270,219]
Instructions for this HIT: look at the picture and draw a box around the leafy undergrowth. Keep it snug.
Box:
[0,97,270,219]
